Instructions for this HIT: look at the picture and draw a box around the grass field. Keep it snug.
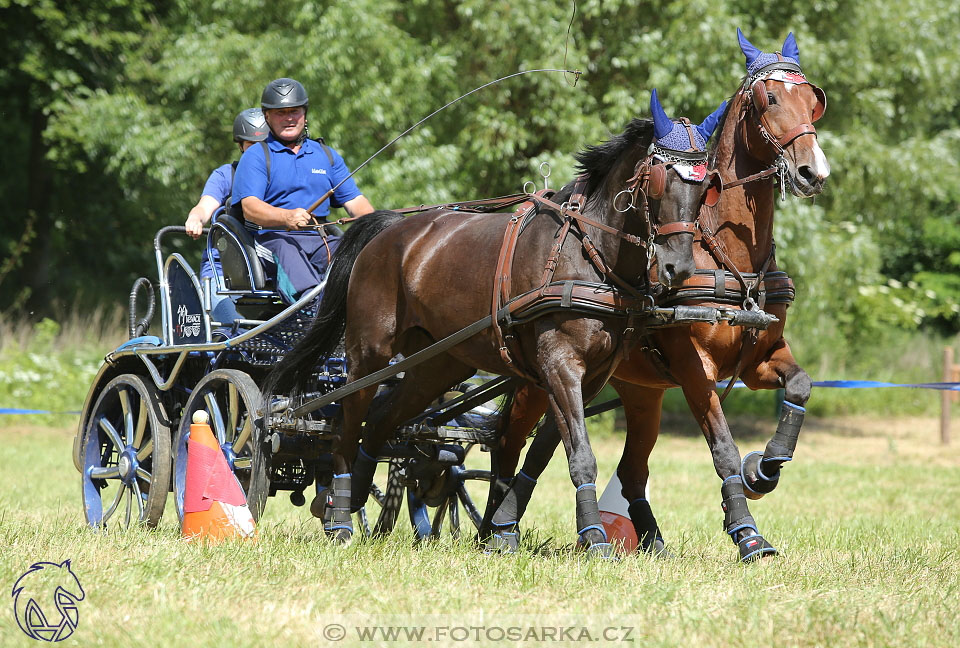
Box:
[1,416,959,647]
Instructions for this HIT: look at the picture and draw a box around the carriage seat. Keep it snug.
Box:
[209,214,269,292]
[208,213,345,297]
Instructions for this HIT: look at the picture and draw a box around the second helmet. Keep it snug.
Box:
[233,108,269,142]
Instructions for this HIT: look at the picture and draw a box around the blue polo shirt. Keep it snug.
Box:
[201,163,233,204]
[231,134,362,221]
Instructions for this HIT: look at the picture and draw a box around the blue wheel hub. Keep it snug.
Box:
[117,447,139,485]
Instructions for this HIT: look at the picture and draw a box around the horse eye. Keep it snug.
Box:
[766,92,777,105]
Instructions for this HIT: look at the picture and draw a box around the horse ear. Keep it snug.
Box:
[782,32,800,62]
[738,27,762,67]
[696,100,728,142]
[650,88,674,141]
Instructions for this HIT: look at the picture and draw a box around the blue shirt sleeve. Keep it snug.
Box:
[201,163,234,205]
[231,142,269,206]
[328,147,362,209]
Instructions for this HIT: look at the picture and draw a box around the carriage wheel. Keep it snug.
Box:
[80,374,171,529]
[173,369,269,522]
[369,445,494,540]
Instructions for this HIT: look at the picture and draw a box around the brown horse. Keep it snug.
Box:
[491,30,829,562]
[267,94,723,554]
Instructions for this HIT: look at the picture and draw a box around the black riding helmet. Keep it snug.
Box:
[261,78,309,110]
[233,108,269,143]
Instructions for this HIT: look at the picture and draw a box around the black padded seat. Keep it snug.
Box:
[209,214,268,291]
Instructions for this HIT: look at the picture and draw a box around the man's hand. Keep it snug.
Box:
[185,212,205,239]
[284,208,314,230]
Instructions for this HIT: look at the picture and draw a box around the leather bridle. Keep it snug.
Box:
[744,58,827,157]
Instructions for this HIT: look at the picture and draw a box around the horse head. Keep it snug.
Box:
[647,89,726,286]
[737,29,830,196]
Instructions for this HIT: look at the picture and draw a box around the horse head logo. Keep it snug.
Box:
[11,560,85,642]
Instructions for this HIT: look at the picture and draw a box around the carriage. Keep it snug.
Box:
[70,211,520,539]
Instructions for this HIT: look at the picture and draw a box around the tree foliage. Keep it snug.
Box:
[1,0,958,372]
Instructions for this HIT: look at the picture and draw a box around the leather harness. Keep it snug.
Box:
[488,125,707,376]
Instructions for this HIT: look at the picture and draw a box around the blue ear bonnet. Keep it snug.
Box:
[738,28,801,78]
[650,89,726,153]
[656,123,709,152]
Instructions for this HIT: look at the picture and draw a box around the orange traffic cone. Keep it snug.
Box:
[181,410,256,543]
[598,472,644,553]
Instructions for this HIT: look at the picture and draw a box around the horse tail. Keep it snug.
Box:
[265,210,405,397]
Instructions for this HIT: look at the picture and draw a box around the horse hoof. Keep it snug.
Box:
[741,451,779,500]
[584,542,617,560]
[325,525,354,545]
[737,533,777,563]
[483,531,519,555]
[641,538,673,559]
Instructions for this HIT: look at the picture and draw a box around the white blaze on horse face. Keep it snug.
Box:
[811,140,831,180]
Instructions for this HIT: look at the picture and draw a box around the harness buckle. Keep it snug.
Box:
[776,157,788,201]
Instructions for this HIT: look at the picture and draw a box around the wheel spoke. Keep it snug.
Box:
[457,483,484,529]
[118,386,135,445]
[124,486,132,527]
[132,481,145,519]
[233,416,252,454]
[136,438,153,461]
[89,466,121,480]
[228,383,239,441]
[205,392,226,445]
[133,398,148,448]
[136,467,152,483]
[448,496,461,538]
[103,484,125,521]
[98,416,124,451]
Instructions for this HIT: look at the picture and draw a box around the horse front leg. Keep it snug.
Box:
[540,351,614,558]
[610,379,669,556]
[683,382,777,562]
[739,338,812,499]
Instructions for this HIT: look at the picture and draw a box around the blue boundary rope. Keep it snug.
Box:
[1,408,82,415]
[716,379,960,391]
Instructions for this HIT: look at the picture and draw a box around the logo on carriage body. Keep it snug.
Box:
[11,560,85,642]
[176,304,202,338]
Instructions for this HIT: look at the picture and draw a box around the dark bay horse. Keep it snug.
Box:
[493,30,829,562]
[267,91,723,554]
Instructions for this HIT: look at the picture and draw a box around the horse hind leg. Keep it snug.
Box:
[739,340,812,499]
[479,382,550,537]
[611,379,669,557]
[485,412,560,554]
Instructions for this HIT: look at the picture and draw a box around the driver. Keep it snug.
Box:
[231,77,374,303]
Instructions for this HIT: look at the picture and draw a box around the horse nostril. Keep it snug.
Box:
[662,264,675,281]
[797,165,818,186]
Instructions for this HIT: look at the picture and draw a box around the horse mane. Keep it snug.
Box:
[708,79,747,167]
[574,118,655,211]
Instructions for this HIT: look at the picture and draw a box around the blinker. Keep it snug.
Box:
[704,172,723,207]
